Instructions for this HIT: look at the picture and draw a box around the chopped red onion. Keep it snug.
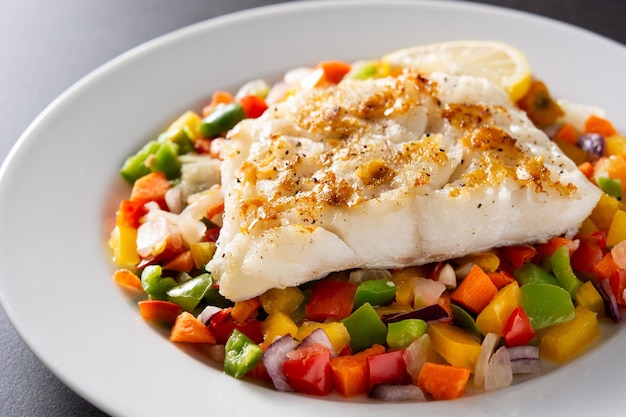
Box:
[578,133,606,157]
[506,345,539,361]
[262,335,298,392]
[506,346,540,374]
[197,305,223,325]
[510,358,541,374]
[370,384,427,401]
[382,303,450,325]
[597,279,621,322]
[299,328,336,357]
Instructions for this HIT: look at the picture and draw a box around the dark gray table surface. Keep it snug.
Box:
[1,0,625,416]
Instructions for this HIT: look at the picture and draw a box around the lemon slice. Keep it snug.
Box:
[382,40,532,102]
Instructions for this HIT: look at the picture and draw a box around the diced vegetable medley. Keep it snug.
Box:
[109,50,626,402]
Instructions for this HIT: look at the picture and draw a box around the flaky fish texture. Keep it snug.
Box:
[208,70,602,301]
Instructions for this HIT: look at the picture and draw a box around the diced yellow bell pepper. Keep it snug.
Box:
[261,312,298,344]
[457,251,500,273]
[539,305,600,362]
[295,322,350,355]
[110,225,139,268]
[573,281,605,318]
[391,266,429,306]
[476,281,521,336]
[374,303,414,316]
[605,134,626,156]
[590,193,620,233]
[606,209,626,247]
[167,110,203,142]
[428,323,482,371]
[189,242,216,269]
[393,278,416,306]
[578,217,599,237]
[260,287,305,315]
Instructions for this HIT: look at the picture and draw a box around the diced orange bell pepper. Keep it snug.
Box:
[417,362,471,400]
[451,265,498,314]
[112,268,143,292]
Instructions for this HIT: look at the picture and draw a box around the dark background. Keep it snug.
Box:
[1,1,625,416]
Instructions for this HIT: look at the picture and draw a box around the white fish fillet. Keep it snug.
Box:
[208,70,602,301]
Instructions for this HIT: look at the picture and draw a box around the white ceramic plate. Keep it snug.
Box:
[1,1,625,416]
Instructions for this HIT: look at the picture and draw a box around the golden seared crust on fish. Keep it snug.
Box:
[208,70,601,301]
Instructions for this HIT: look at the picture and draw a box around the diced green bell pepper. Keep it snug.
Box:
[120,138,182,183]
[341,303,387,352]
[151,140,181,180]
[549,245,583,295]
[514,263,559,286]
[166,273,212,312]
[199,102,246,138]
[204,286,234,308]
[349,61,381,80]
[120,140,161,183]
[520,282,575,330]
[597,177,623,201]
[141,265,177,301]
[158,126,194,155]
[353,279,397,310]
[224,329,264,379]
[451,303,483,338]
[386,319,428,349]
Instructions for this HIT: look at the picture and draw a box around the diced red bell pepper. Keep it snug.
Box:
[209,308,263,344]
[366,349,410,390]
[204,227,221,242]
[534,237,577,263]
[499,245,537,268]
[608,269,626,305]
[238,95,268,119]
[572,235,604,274]
[591,230,607,252]
[138,300,182,326]
[116,199,147,229]
[594,252,621,281]
[282,344,332,396]
[305,280,356,321]
[502,305,536,347]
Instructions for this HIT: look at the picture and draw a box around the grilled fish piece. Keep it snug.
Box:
[208,70,601,301]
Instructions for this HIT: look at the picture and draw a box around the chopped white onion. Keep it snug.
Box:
[474,333,500,388]
[349,269,391,284]
[234,78,270,101]
[165,184,184,214]
[484,346,513,392]
[437,263,457,289]
[413,277,446,308]
[402,334,431,383]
